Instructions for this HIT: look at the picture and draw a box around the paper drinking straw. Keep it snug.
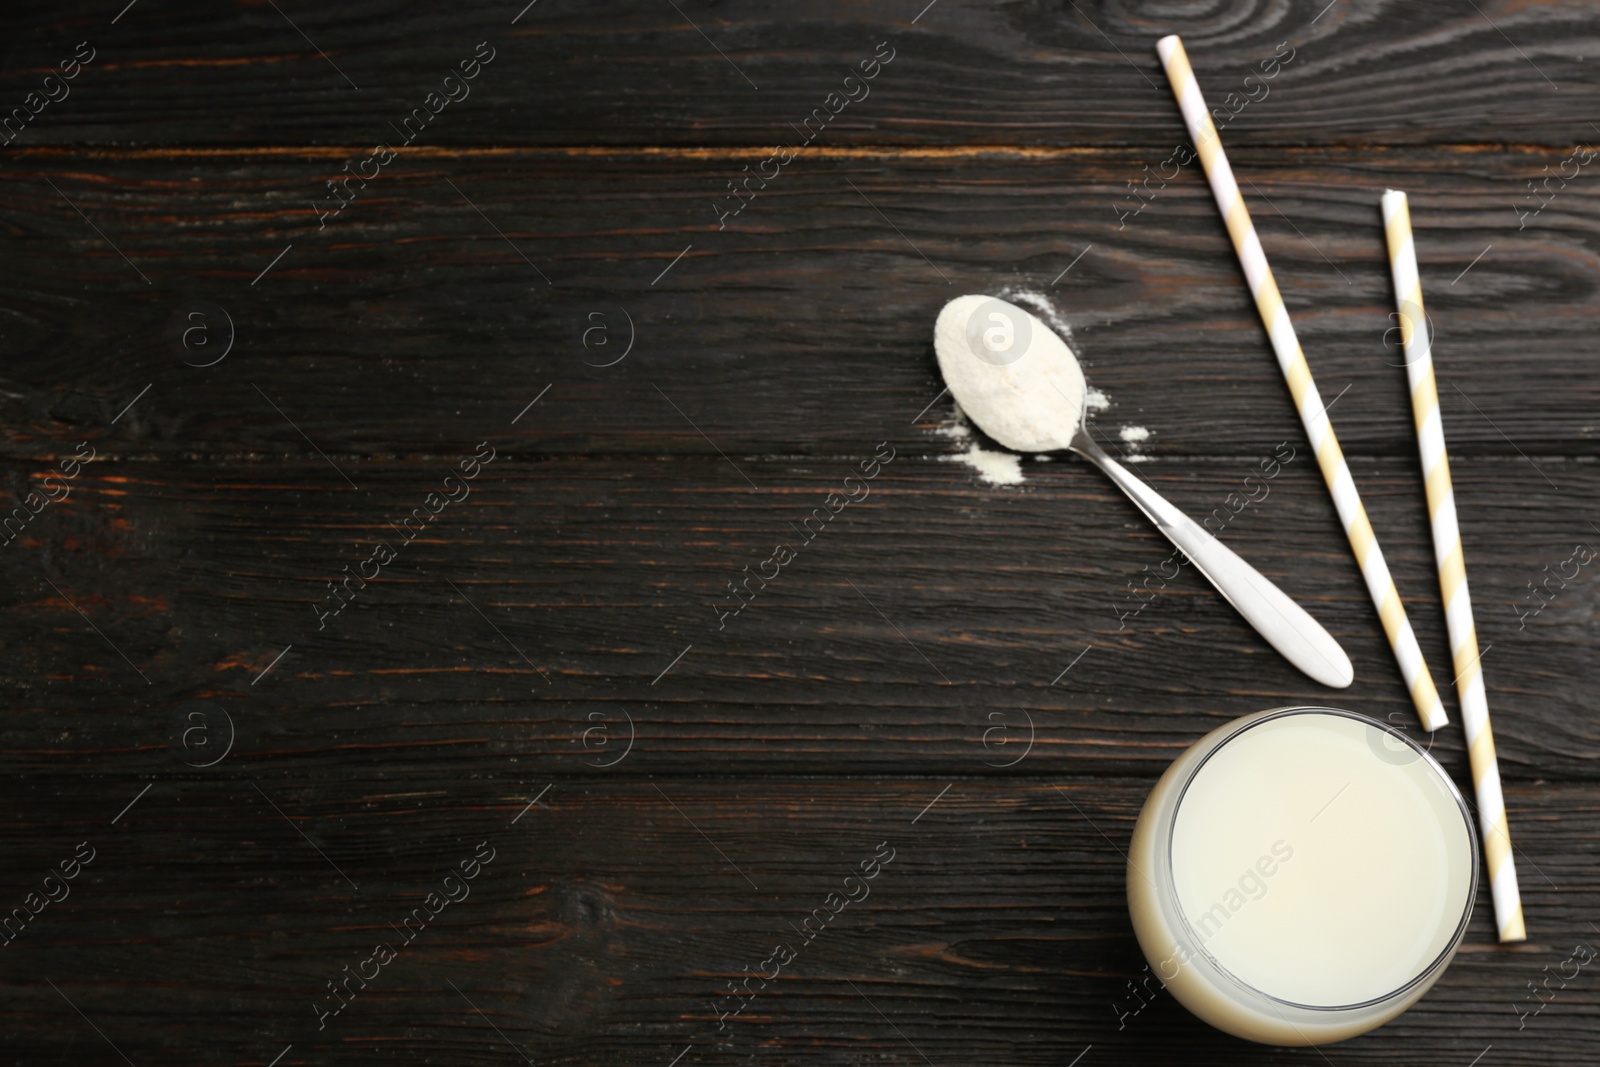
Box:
[1381,189,1525,942]
[1155,35,1448,732]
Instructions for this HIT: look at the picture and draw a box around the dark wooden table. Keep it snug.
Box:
[2,1,1597,1063]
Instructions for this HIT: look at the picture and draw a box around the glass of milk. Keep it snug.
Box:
[1127,706,1478,1045]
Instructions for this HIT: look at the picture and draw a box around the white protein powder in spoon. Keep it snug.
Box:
[933,295,1086,453]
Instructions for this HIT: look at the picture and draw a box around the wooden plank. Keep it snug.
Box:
[0,0,1593,148]
[0,145,1593,459]
[2,453,1592,783]
[0,775,1592,1064]
[3,7,1597,1061]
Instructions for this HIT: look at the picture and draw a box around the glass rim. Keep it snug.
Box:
[1164,705,1480,1013]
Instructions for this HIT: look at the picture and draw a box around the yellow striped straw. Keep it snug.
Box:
[1381,189,1525,942]
[1156,35,1447,731]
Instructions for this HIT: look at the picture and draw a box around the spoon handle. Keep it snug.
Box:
[1075,436,1353,688]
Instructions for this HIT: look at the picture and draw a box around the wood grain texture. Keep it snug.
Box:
[0,0,1595,147]
[1,778,1598,1066]
[1,453,1595,779]
[3,1,1599,1064]
[0,147,1595,457]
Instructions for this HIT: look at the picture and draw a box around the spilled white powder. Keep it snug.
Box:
[932,295,1086,453]
[1120,424,1152,462]
[935,402,1024,485]
[1120,422,1158,460]
[1085,387,1111,413]
[943,443,1024,485]
[1002,287,1075,341]
[935,403,973,440]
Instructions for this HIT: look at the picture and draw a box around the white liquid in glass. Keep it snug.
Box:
[1128,708,1478,1044]
[1170,712,1470,1006]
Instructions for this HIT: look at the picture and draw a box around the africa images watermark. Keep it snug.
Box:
[312,840,497,1030]
[312,41,498,229]
[1112,441,1297,629]
[1515,139,1597,230]
[0,841,96,949]
[712,40,897,230]
[1513,540,1595,630]
[1,40,95,145]
[712,442,896,633]
[1515,940,1596,1030]
[1116,40,1296,230]
[1,441,96,550]
[1115,840,1294,1030]
[712,841,897,1029]
[312,442,496,631]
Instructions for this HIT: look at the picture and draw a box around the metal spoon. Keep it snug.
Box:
[934,294,1352,688]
